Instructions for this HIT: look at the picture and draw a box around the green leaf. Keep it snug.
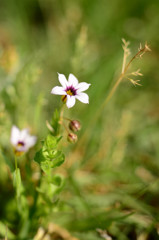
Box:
[13,168,23,198]
[40,152,65,173]
[44,134,57,151]
[52,174,63,186]
[52,175,65,195]
[34,149,45,165]
[39,175,65,203]
[34,135,65,173]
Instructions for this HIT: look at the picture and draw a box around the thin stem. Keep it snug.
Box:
[58,104,65,135]
[15,155,18,172]
[122,51,127,74]
[63,116,72,121]
[59,104,65,124]
[63,122,70,134]
[5,226,8,240]
[121,39,130,74]
[14,155,21,212]
[99,74,124,112]
[59,104,72,134]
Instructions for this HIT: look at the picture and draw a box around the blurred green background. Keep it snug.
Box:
[0,0,159,239]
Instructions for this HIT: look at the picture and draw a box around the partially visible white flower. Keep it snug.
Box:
[51,73,91,108]
[10,125,37,156]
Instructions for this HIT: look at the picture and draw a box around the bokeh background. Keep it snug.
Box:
[0,0,159,239]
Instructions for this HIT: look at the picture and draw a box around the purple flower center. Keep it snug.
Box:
[14,141,25,155]
[17,141,25,147]
[65,86,76,96]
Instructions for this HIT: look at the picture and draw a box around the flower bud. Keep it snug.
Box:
[69,120,81,132]
[67,133,78,143]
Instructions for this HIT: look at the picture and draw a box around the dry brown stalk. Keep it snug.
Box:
[66,41,151,166]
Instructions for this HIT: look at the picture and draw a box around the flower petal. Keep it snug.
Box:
[76,93,89,104]
[58,73,68,88]
[66,95,76,108]
[68,74,78,87]
[10,125,20,145]
[20,128,29,141]
[25,136,37,150]
[76,82,91,93]
[51,86,66,95]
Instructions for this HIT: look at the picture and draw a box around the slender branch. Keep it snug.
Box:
[63,121,70,134]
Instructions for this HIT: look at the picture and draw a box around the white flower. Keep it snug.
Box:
[10,125,37,156]
[51,73,91,108]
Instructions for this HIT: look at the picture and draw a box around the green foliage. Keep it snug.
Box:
[37,174,65,205]
[13,168,23,199]
[0,222,15,239]
[33,134,65,222]
[12,166,29,231]
[34,134,65,173]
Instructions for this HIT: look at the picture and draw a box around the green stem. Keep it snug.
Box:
[19,170,42,239]
[14,156,21,212]
[14,156,18,172]
[58,104,65,135]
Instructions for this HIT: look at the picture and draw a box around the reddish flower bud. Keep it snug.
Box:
[69,120,81,132]
[67,133,78,143]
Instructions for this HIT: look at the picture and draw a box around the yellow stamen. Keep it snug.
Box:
[14,142,25,156]
[66,89,74,96]
[14,149,24,157]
